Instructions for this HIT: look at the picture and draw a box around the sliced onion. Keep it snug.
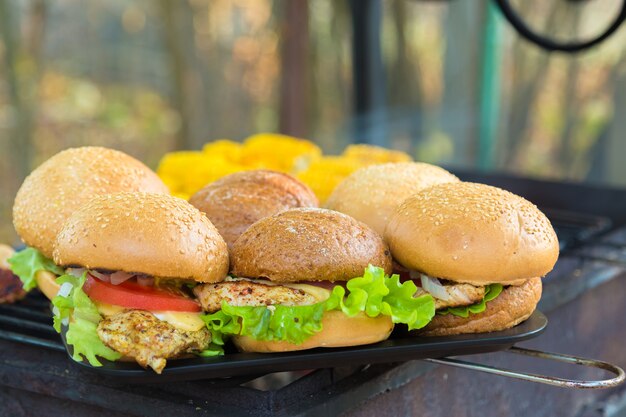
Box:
[66,268,85,278]
[89,270,110,282]
[58,282,73,298]
[420,274,451,301]
[110,270,135,285]
[136,275,155,287]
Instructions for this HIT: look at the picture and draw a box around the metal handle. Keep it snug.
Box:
[424,346,625,389]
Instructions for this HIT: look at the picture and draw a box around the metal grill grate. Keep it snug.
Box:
[0,292,63,352]
[541,208,612,251]
[1,175,626,415]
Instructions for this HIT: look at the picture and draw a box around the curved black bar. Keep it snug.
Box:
[493,0,626,53]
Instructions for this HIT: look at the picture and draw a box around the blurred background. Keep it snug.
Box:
[2,0,626,245]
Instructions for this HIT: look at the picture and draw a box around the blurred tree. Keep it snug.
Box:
[0,0,47,177]
[439,0,485,166]
[279,0,309,137]
[499,4,558,168]
[0,0,47,244]
[158,0,207,149]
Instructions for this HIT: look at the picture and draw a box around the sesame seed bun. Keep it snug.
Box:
[385,182,559,285]
[419,278,542,336]
[13,147,169,259]
[231,208,392,283]
[233,310,393,352]
[326,163,459,235]
[53,192,229,283]
[189,170,318,248]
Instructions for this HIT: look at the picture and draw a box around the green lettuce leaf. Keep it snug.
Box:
[438,283,504,318]
[7,247,64,291]
[51,272,121,366]
[196,343,225,357]
[201,265,436,345]
[325,265,435,330]
[202,301,326,345]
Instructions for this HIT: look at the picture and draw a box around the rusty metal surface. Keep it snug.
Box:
[343,271,626,417]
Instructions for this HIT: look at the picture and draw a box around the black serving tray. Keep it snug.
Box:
[61,311,547,383]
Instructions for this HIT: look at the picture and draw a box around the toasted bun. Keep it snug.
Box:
[53,192,228,283]
[13,147,169,258]
[385,182,559,285]
[189,170,318,248]
[326,163,459,235]
[231,208,392,282]
[233,310,393,352]
[419,278,542,336]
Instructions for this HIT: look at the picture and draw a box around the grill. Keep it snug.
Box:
[1,172,626,417]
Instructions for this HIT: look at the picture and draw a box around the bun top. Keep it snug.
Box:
[189,170,318,248]
[13,147,169,258]
[231,208,392,282]
[385,182,559,285]
[53,192,229,283]
[326,162,459,235]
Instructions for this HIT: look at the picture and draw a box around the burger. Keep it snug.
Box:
[384,182,559,336]
[50,192,229,373]
[9,147,169,300]
[0,244,25,303]
[326,162,459,235]
[194,208,435,352]
[189,170,318,248]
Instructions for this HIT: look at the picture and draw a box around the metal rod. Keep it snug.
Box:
[0,329,65,352]
[424,346,625,389]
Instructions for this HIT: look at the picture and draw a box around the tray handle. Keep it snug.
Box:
[423,346,625,389]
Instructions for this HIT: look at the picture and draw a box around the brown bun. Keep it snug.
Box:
[189,170,318,248]
[419,278,542,336]
[385,182,559,285]
[13,147,169,258]
[233,311,393,352]
[231,208,392,282]
[326,163,459,235]
[53,192,228,283]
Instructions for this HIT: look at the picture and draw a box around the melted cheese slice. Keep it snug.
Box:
[94,302,205,332]
[151,311,205,332]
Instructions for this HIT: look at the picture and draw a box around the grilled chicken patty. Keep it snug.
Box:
[416,282,485,310]
[97,310,210,374]
[193,279,317,313]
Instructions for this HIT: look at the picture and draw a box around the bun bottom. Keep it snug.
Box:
[418,277,542,336]
[233,310,393,352]
[36,270,61,301]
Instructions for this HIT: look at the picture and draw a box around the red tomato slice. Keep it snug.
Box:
[83,275,201,312]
